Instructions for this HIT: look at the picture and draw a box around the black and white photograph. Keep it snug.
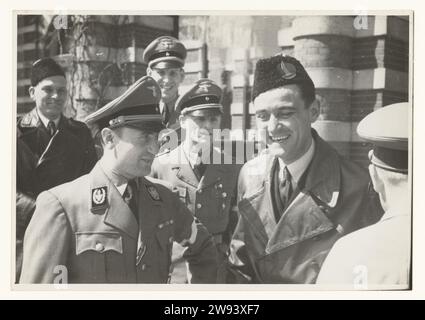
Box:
[12,10,413,293]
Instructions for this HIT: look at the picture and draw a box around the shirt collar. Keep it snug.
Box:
[278,139,315,184]
[98,160,138,196]
[36,108,60,128]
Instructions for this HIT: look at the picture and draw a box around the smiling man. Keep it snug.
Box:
[227,54,383,284]
[151,79,242,283]
[16,58,97,281]
[19,76,218,284]
[144,36,187,130]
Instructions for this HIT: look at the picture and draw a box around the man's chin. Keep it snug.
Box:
[161,90,177,100]
[267,143,286,157]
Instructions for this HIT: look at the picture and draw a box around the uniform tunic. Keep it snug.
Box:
[20,162,218,283]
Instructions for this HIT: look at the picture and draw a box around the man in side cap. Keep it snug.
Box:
[227,54,383,284]
[20,76,218,284]
[151,78,242,283]
[316,102,410,288]
[16,57,97,281]
[144,36,187,130]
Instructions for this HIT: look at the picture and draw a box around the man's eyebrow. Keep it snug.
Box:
[276,106,296,111]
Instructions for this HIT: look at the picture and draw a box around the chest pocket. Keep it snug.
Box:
[76,232,123,255]
[74,232,125,283]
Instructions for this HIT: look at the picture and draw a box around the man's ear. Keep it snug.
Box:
[180,68,185,81]
[179,114,186,129]
[146,67,152,76]
[28,86,35,100]
[369,163,384,194]
[309,99,320,123]
[101,128,116,149]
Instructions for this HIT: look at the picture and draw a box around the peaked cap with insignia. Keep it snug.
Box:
[143,36,187,69]
[176,78,223,115]
[84,76,164,131]
[357,102,409,173]
[251,54,315,102]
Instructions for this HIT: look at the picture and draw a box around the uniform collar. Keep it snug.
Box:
[36,108,61,129]
[278,139,315,184]
[98,160,139,196]
[90,162,139,239]
[381,208,410,221]
[19,107,63,129]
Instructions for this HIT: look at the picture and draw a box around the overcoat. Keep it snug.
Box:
[228,130,383,284]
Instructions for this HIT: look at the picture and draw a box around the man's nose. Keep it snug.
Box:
[267,115,280,133]
[161,74,171,83]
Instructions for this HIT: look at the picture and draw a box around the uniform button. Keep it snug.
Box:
[222,204,226,209]
[196,203,202,209]
[222,192,227,198]
[169,236,173,243]
[218,184,223,189]
[141,264,147,271]
[95,242,104,252]
[169,219,174,225]
[158,223,164,229]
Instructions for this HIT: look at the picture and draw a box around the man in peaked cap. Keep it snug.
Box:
[20,76,218,284]
[151,78,242,283]
[226,54,383,284]
[144,36,187,129]
[317,102,410,288]
[16,57,97,281]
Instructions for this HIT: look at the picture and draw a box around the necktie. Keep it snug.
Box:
[161,102,170,126]
[279,166,293,212]
[193,152,207,180]
[123,179,138,221]
[47,121,56,137]
[194,161,206,180]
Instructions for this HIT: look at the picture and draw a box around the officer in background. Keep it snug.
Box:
[16,58,97,281]
[144,35,187,130]
[227,54,383,284]
[20,76,218,284]
[317,102,410,288]
[151,79,242,283]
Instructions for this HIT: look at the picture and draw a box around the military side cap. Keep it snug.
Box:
[31,57,66,86]
[85,76,164,131]
[143,36,187,69]
[251,54,315,103]
[176,78,223,115]
[357,102,409,173]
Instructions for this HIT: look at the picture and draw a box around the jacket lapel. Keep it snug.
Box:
[197,148,227,190]
[136,177,165,264]
[264,132,342,254]
[37,116,83,167]
[265,191,335,254]
[239,132,342,255]
[171,145,200,188]
[303,132,341,209]
[238,154,278,246]
[89,163,138,239]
